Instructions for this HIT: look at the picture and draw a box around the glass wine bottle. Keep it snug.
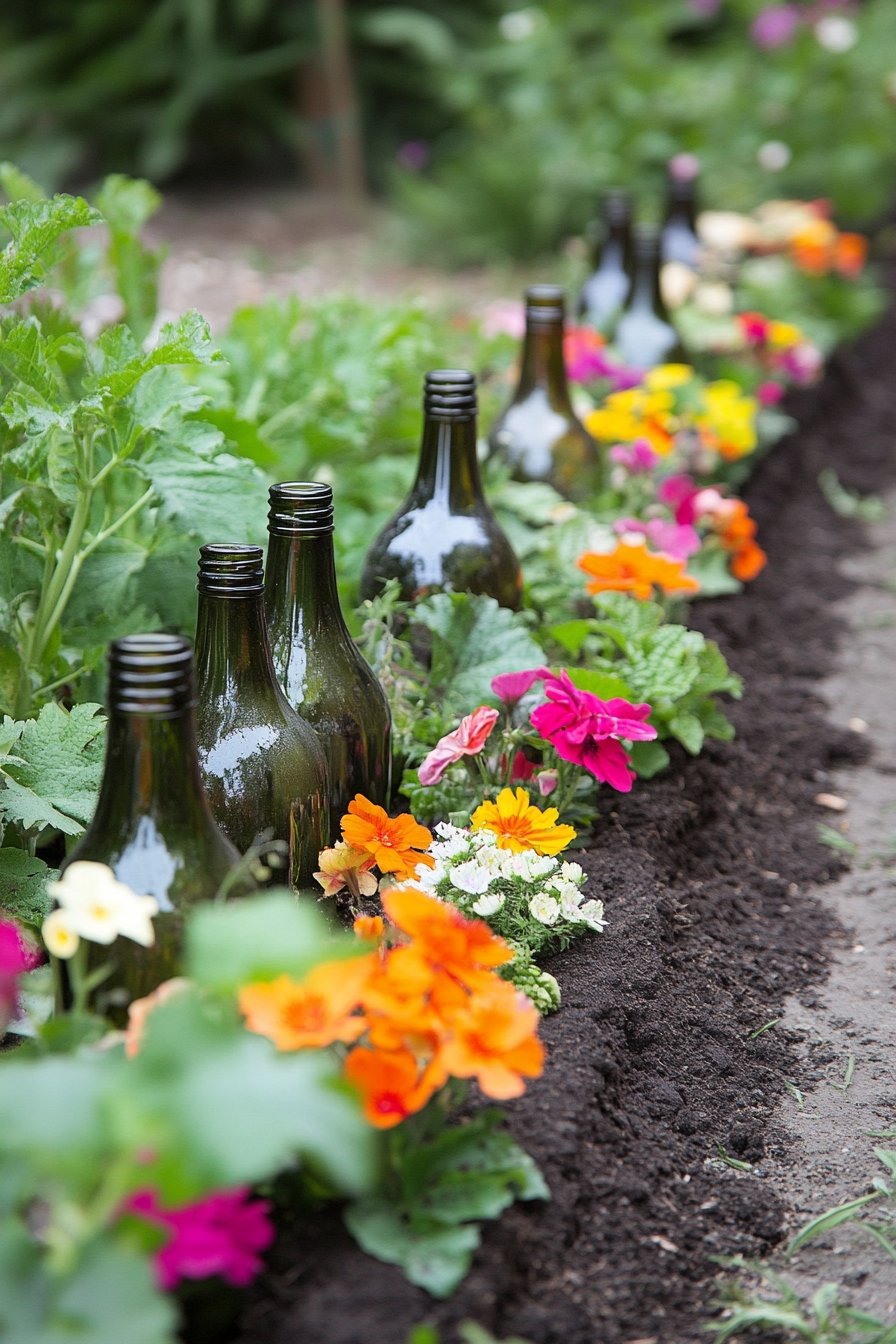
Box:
[194,544,330,891]
[65,633,240,1014]
[578,188,633,332]
[661,156,702,270]
[613,224,689,372]
[488,285,599,502]
[265,481,392,818]
[359,369,523,610]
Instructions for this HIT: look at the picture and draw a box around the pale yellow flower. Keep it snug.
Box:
[42,907,80,959]
[47,862,158,947]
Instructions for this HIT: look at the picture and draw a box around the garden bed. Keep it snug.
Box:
[228,264,895,1344]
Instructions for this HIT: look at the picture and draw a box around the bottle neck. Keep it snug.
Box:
[265,529,350,639]
[89,705,213,837]
[194,590,281,703]
[517,319,573,408]
[412,416,484,509]
[665,187,698,233]
[597,217,631,270]
[630,247,668,318]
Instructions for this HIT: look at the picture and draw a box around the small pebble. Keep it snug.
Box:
[815,792,848,811]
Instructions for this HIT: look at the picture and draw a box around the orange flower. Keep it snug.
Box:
[578,540,700,601]
[437,981,544,1100]
[343,1046,443,1128]
[790,218,838,275]
[341,795,434,880]
[314,841,378,899]
[711,499,767,583]
[382,886,513,988]
[731,540,767,582]
[835,232,867,279]
[238,956,373,1051]
[353,914,385,943]
[470,786,576,855]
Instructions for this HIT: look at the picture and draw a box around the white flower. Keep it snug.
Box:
[431,825,471,860]
[473,891,506,918]
[412,862,441,892]
[499,9,536,41]
[42,907,80,959]
[450,861,493,896]
[558,861,585,886]
[578,899,607,931]
[529,893,561,926]
[549,878,584,913]
[814,15,857,52]
[47,862,158,948]
[501,850,557,881]
[757,141,791,173]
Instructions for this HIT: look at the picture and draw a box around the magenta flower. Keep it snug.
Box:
[751,4,800,48]
[564,328,613,383]
[530,671,656,793]
[490,668,547,707]
[609,439,659,475]
[615,517,702,560]
[418,706,500,786]
[757,379,785,405]
[127,1188,274,1291]
[657,473,701,525]
[510,749,537,783]
[0,919,40,1029]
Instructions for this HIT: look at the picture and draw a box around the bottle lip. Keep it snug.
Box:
[602,187,633,222]
[197,543,265,596]
[108,633,196,716]
[268,481,335,536]
[524,284,566,326]
[423,368,477,420]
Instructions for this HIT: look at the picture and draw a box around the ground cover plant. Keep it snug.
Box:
[0,164,890,1342]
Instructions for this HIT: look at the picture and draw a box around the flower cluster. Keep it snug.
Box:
[315,794,434,900]
[240,884,544,1126]
[578,538,701,603]
[42,862,158,960]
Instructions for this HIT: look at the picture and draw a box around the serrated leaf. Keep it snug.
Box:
[413,593,544,713]
[0,196,99,303]
[86,312,218,401]
[0,702,105,836]
[0,849,54,926]
[137,434,267,543]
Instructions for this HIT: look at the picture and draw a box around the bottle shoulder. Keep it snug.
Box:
[70,814,237,907]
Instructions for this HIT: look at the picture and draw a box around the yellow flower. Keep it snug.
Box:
[585,388,677,455]
[42,908,80,959]
[471,787,577,856]
[643,363,694,391]
[314,841,378,899]
[697,381,758,461]
[767,320,802,350]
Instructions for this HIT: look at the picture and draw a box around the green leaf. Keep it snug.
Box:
[0,196,99,302]
[137,426,267,543]
[628,740,670,779]
[0,848,54,925]
[0,703,105,837]
[666,709,705,755]
[0,163,47,205]
[566,667,636,701]
[345,1200,481,1298]
[87,312,217,401]
[186,891,360,993]
[414,593,544,713]
[544,620,593,657]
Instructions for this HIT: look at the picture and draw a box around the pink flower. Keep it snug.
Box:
[510,750,537,782]
[757,379,785,406]
[780,344,823,385]
[615,517,702,560]
[127,1188,274,1291]
[0,919,40,1029]
[751,4,800,48]
[609,439,659,475]
[418,706,500,786]
[657,474,701,524]
[490,668,547,707]
[535,769,558,797]
[480,300,526,340]
[530,671,656,793]
[738,312,771,347]
[564,327,612,383]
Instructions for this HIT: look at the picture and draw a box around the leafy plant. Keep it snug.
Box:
[712,1264,896,1343]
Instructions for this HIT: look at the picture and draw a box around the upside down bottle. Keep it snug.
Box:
[488,285,600,501]
[265,481,392,819]
[578,188,633,333]
[613,223,688,372]
[194,544,329,890]
[360,369,523,610]
[65,633,240,1012]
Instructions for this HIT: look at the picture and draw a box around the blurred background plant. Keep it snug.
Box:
[2,0,894,264]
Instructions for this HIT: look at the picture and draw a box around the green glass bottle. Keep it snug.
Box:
[613,223,689,372]
[488,285,599,502]
[661,155,702,271]
[360,370,522,610]
[265,482,392,818]
[65,634,240,1012]
[578,188,633,333]
[194,544,330,890]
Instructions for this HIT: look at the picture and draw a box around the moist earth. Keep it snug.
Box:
[206,277,896,1344]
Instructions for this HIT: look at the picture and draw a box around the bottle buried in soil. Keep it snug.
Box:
[578,187,634,333]
[360,369,523,609]
[194,543,330,890]
[488,285,600,501]
[613,223,689,372]
[265,481,392,819]
[65,633,240,1015]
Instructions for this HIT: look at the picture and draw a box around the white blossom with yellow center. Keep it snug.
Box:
[45,862,158,950]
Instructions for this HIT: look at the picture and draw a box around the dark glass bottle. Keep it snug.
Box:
[613,224,689,372]
[65,634,240,1011]
[194,544,330,891]
[661,158,702,270]
[360,370,523,610]
[578,188,633,332]
[265,482,392,818]
[488,286,600,503]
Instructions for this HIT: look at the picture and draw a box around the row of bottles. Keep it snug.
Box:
[577,160,700,366]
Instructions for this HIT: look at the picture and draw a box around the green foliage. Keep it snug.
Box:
[0,702,105,840]
[413,593,544,715]
[346,1108,548,1298]
[0,849,55,926]
[712,1262,896,1343]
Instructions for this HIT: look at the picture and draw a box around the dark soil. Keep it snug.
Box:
[226,294,896,1344]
